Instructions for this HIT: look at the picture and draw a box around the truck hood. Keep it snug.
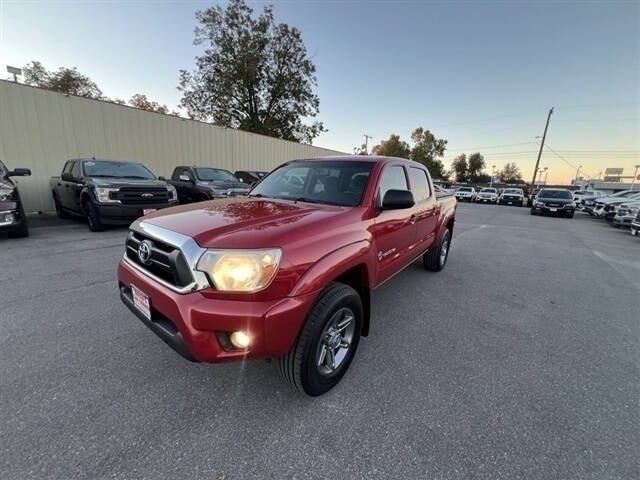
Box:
[141,196,353,249]
[599,196,640,205]
[88,177,169,188]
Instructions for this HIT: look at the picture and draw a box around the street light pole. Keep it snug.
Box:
[490,165,496,187]
[543,167,549,185]
[363,134,372,155]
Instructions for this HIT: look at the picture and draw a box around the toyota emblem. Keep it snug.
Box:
[138,240,153,265]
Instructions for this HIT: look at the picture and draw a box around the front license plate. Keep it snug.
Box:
[549,208,557,212]
[143,208,156,215]
[131,285,151,320]
[631,228,637,236]
[508,202,512,205]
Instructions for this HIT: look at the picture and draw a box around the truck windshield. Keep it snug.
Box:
[250,161,374,206]
[195,168,238,182]
[83,161,155,179]
[458,187,472,192]
[0,161,7,177]
[480,188,496,193]
[504,189,522,194]
[538,189,572,199]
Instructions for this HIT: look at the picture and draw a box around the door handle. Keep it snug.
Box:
[410,214,416,224]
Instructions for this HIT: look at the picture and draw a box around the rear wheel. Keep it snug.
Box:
[53,193,68,219]
[278,283,362,396]
[424,228,451,272]
[85,201,104,232]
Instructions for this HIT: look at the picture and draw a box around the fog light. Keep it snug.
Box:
[229,331,250,349]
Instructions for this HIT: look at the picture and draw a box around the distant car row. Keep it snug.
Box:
[1,158,267,237]
[49,158,268,232]
[582,189,640,236]
[454,187,525,206]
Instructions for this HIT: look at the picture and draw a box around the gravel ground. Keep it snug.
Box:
[1,204,638,479]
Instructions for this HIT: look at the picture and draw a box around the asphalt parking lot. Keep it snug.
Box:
[1,203,638,479]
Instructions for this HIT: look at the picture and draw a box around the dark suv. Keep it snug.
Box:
[0,160,32,238]
[530,188,575,218]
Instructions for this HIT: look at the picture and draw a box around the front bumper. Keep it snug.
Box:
[531,205,574,215]
[613,214,636,227]
[475,197,497,203]
[499,198,523,205]
[117,259,317,363]
[0,206,24,232]
[95,201,178,225]
[631,221,640,236]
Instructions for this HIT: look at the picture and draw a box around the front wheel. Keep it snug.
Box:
[278,283,362,396]
[85,201,104,232]
[424,228,451,272]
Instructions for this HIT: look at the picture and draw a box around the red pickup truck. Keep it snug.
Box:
[118,156,456,395]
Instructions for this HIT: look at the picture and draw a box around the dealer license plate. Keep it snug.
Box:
[549,208,557,212]
[131,285,151,320]
[143,208,156,215]
[508,202,512,205]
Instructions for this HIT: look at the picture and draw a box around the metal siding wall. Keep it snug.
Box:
[0,80,344,212]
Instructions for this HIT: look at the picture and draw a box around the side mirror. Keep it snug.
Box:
[381,189,414,210]
[179,174,192,183]
[158,176,166,181]
[61,172,74,182]
[8,168,31,177]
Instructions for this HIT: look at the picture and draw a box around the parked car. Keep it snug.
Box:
[117,156,457,396]
[530,188,575,217]
[526,188,541,207]
[498,188,524,206]
[167,166,250,203]
[612,201,640,228]
[50,158,178,231]
[475,187,498,204]
[0,160,31,238]
[235,170,267,185]
[455,186,476,202]
[631,212,640,237]
[573,190,606,209]
[593,192,640,221]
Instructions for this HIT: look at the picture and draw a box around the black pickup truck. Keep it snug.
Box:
[1,160,32,238]
[166,166,250,204]
[50,158,178,231]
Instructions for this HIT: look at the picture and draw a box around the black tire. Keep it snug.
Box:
[197,193,210,202]
[567,211,574,218]
[530,208,536,215]
[85,201,104,232]
[53,193,68,219]
[423,228,451,272]
[8,207,29,238]
[278,282,363,396]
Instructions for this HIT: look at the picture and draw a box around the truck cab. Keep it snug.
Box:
[168,166,250,203]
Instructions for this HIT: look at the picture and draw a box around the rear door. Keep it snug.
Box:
[372,164,417,285]
[408,166,438,252]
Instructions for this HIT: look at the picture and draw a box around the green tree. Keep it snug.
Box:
[128,94,170,114]
[451,154,468,182]
[409,127,448,179]
[498,162,524,183]
[467,152,486,182]
[178,0,324,143]
[371,134,410,158]
[22,61,103,99]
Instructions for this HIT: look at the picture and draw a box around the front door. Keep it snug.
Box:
[372,164,417,285]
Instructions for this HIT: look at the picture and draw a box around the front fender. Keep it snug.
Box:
[288,240,374,297]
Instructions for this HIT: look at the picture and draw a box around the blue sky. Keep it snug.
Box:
[1,0,638,183]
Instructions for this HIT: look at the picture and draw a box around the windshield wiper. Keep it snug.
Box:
[294,197,324,204]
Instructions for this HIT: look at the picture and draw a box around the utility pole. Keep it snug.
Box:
[632,164,640,190]
[574,165,582,186]
[363,134,372,155]
[543,167,549,185]
[530,107,553,194]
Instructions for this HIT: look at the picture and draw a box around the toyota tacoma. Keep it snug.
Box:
[117,156,457,395]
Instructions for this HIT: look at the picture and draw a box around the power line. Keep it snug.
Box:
[446,141,538,152]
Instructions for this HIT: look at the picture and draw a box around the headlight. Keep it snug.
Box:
[196,248,282,292]
[94,187,120,203]
[629,207,639,216]
[166,184,177,201]
[534,200,545,206]
[0,186,14,202]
